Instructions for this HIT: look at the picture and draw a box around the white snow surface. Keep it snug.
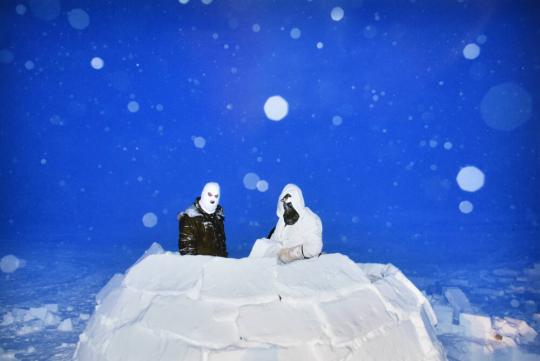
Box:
[74,244,445,361]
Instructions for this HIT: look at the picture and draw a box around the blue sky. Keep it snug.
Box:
[1,0,539,266]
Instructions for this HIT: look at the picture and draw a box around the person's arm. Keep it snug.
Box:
[299,214,323,258]
[278,213,323,263]
[267,226,276,239]
[219,217,228,258]
[179,214,197,255]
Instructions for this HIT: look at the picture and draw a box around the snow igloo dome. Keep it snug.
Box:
[74,243,445,361]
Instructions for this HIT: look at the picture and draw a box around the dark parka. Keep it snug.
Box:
[177,198,228,257]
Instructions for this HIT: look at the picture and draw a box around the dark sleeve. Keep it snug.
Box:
[267,226,276,239]
[220,217,228,258]
[179,215,197,255]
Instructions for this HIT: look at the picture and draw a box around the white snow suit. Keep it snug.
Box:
[249,184,323,262]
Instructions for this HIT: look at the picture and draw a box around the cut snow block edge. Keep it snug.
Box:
[74,243,446,361]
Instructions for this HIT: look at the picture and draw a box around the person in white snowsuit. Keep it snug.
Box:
[249,184,323,263]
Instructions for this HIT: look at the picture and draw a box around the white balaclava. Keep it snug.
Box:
[199,182,220,214]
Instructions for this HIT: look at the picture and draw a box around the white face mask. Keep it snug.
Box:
[199,182,220,214]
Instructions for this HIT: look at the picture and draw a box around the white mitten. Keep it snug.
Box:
[277,245,304,264]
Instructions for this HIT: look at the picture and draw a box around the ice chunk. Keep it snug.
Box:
[0,346,17,359]
[57,318,73,332]
[492,317,538,344]
[79,313,90,321]
[26,307,48,321]
[44,304,58,313]
[43,311,61,326]
[1,312,14,326]
[17,324,43,335]
[24,307,60,326]
[458,313,492,340]
[444,287,472,321]
[433,305,454,334]
[525,263,540,282]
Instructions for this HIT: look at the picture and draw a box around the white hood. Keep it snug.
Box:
[198,182,220,214]
[276,183,305,218]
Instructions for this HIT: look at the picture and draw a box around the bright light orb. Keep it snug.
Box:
[459,200,474,214]
[193,136,206,149]
[480,82,532,131]
[330,7,344,21]
[463,43,481,60]
[290,28,301,40]
[142,212,158,228]
[456,166,485,192]
[1,255,22,273]
[16,4,27,15]
[263,95,289,121]
[332,115,343,126]
[243,172,260,190]
[90,57,104,70]
[67,8,90,30]
[127,101,140,113]
[256,180,269,192]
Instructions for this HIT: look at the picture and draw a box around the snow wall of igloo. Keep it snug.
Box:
[74,243,446,361]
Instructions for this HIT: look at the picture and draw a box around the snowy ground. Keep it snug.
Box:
[1,238,539,360]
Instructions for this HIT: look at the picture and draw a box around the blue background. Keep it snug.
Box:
[1,0,539,268]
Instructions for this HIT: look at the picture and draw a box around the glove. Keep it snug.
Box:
[277,245,304,264]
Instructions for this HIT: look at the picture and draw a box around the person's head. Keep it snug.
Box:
[276,184,305,224]
[199,182,220,214]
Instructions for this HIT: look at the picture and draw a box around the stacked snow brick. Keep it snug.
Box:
[74,244,445,361]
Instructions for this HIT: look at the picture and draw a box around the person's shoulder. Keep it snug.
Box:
[179,205,202,220]
[303,207,321,222]
[216,205,225,218]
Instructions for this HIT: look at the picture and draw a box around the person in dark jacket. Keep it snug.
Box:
[177,182,228,257]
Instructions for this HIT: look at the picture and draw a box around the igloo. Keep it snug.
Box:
[74,243,446,361]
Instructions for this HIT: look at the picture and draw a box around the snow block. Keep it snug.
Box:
[444,287,472,321]
[458,313,492,340]
[237,301,322,345]
[74,244,446,361]
[433,305,454,334]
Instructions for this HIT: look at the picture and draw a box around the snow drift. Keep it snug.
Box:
[74,243,445,361]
